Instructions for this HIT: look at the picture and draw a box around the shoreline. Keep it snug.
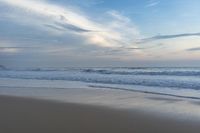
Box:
[0,95,200,133]
[1,84,200,120]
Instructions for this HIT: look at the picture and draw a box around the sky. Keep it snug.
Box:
[0,0,200,67]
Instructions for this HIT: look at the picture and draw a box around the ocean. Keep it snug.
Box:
[1,67,200,99]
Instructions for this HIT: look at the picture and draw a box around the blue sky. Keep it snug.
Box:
[0,0,200,67]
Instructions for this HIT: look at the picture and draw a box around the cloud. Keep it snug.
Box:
[186,47,200,51]
[78,0,104,7]
[138,32,200,43]
[43,24,66,32]
[0,47,33,49]
[0,0,140,48]
[0,46,41,54]
[0,47,20,53]
[44,22,93,33]
[0,0,150,66]
[64,0,104,7]
[54,22,93,33]
[146,0,160,7]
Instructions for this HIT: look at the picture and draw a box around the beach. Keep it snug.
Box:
[1,67,200,133]
[0,93,200,133]
[1,0,200,131]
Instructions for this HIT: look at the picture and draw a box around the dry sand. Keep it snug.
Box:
[0,95,200,133]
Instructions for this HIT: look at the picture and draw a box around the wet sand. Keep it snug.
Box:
[0,95,200,133]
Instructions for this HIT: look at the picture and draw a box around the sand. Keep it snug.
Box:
[0,95,200,133]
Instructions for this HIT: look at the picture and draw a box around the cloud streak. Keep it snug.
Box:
[0,46,40,49]
[138,32,200,43]
[0,0,140,48]
[54,22,93,33]
[0,46,40,54]
[186,47,200,51]
[146,0,160,7]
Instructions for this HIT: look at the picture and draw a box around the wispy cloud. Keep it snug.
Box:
[0,47,34,49]
[186,47,200,51]
[70,0,104,7]
[138,32,200,43]
[0,47,21,53]
[0,0,140,48]
[54,22,93,33]
[146,0,160,7]
[44,22,94,33]
[82,0,104,7]
[0,46,40,54]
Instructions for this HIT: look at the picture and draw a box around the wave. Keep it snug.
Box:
[2,67,200,77]
[82,68,200,76]
[88,85,200,100]
[1,69,200,90]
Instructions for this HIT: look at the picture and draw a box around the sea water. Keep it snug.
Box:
[1,67,200,99]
